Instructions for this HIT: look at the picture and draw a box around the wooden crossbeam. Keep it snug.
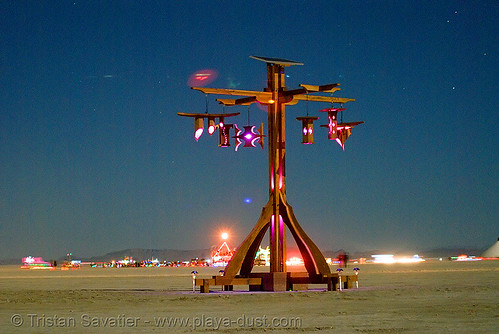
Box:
[177,112,240,118]
[192,87,270,98]
[192,86,354,105]
[299,83,340,93]
[293,95,355,104]
[216,96,257,106]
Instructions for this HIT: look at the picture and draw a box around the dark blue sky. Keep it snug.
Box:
[1,1,497,259]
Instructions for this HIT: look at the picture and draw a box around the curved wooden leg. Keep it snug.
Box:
[281,201,331,276]
[223,201,273,278]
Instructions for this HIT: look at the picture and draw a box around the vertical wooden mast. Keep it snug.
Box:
[267,62,286,273]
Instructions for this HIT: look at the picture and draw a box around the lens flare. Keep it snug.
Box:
[188,69,218,87]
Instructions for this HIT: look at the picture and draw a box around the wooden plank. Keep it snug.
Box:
[299,84,340,93]
[250,55,303,66]
[216,99,253,106]
[293,94,355,104]
[215,277,262,286]
[345,275,358,289]
[192,87,271,98]
[292,284,309,291]
[177,112,240,118]
[195,278,215,286]
[288,272,310,278]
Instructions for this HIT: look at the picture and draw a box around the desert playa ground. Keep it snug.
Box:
[0,260,497,333]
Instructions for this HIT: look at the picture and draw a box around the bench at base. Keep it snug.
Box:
[195,272,358,293]
[195,276,263,293]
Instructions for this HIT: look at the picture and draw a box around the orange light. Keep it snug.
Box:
[221,232,229,240]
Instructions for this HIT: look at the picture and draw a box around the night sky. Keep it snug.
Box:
[1,1,497,260]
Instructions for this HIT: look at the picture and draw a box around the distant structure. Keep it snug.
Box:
[254,246,270,266]
[211,241,234,267]
[481,238,499,258]
[21,256,55,270]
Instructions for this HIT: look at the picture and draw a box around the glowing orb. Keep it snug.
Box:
[221,232,229,240]
[188,69,218,87]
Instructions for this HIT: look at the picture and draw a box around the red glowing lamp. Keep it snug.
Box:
[320,121,364,150]
[218,122,233,147]
[319,108,345,141]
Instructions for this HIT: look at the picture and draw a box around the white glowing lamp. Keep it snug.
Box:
[194,117,204,141]
[208,117,216,135]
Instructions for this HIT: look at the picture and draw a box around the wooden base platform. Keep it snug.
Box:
[195,272,358,293]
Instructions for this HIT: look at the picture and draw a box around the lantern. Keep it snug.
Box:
[296,116,319,144]
[194,117,204,142]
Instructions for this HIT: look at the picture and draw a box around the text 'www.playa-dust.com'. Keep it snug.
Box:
[10,313,303,330]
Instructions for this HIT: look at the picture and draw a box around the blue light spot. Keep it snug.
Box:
[244,198,252,204]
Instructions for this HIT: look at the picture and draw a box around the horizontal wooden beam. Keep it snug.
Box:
[192,87,270,98]
[177,112,240,118]
[299,83,340,93]
[320,121,364,128]
[192,86,355,105]
[293,94,355,104]
[217,96,258,106]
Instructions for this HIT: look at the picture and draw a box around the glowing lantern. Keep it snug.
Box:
[319,107,363,150]
[178,112,240,145]
[335,122,364,150]
[296,116,319,144]
[208,117,216,135]
[218,121,233,147]
[319,108,345,141]
[233,123,265,151]
[194,117,204,142]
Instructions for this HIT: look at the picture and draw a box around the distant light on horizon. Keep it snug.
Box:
[371,254,425,264]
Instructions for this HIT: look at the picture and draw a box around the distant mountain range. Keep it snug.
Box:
[86,248,213,263]
[0,246,486,265]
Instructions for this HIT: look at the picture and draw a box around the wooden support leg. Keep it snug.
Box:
[200,280,210,293]
[223,201,273,278]
[282,200,331,277]
[329,276,338,291]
